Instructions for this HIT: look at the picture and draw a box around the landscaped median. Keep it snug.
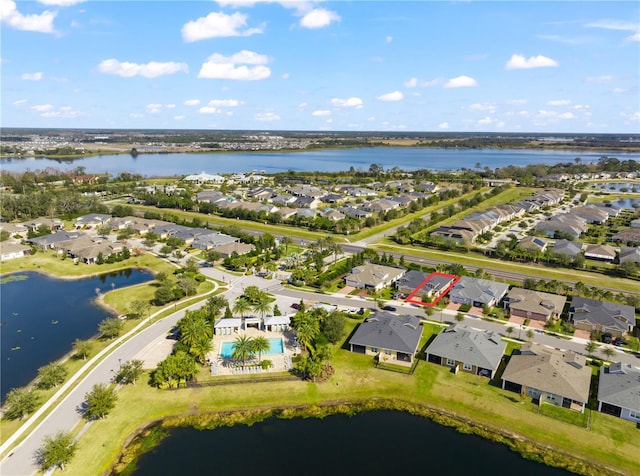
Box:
[60,319,638,476]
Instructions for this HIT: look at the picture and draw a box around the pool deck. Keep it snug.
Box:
[209,327,298,376]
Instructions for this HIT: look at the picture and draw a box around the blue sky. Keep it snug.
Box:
[2,0,639,133]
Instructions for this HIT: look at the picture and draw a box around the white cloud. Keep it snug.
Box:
[13,99,27,105]
[558,112,574,119]
[31,104,53,112]
[584,19,638,31]
[625,32,640,42]
[506,99,528,105]
[377,90,403,101]
[478,116,494,125]
[174,115,186,121]
[312,109,331,116]
[1,0,57,33]
[129,113,144,118]
[97,59,188,78]
[184,99,201,106]
[199,106,222,114]
[438,122,450,130]
[404,77,440,88]
[40,105,85,118]
[586,75,614,83]
[385,35,393,43]
[506,54,558,70]
[281,72,290,79]
[21,72,43,80]
[572,104,590,110]
[444,75,477,88]
[198,50,270,80]
[612,87,627,94]
[165,104,176,109]
[206,99,242,107]
[300,8,340,29]
[469,103,495,112]
[331,97,363,108]
[298,102,308,109]
[37,0,85,5]
[182,11,263,42]
[255,112,280,121]
[146,104,163,114]
[547,99,571,106]
[628,112,640,121]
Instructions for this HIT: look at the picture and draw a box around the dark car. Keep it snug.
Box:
[357,307,365,315]
[291,302,300,310]
[614,338,624,347]
[601,333,613,344]
[166,331,180,340]
[382,305,397,312]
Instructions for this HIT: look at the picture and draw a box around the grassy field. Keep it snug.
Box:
[0,251,175,278]
[373,242,640,294]
[60,319,639,476]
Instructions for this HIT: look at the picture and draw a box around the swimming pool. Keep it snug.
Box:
[220,337,284,358]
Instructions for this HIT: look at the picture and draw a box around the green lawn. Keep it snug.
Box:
[59,319,640,476]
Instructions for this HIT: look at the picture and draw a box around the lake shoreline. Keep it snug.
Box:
[110,399,621,476]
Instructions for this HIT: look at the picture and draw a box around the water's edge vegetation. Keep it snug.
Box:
[110,399,619,476]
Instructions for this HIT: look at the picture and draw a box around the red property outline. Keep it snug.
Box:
[405,272,460,307]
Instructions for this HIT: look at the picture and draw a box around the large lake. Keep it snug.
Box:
[129,411,572,476]
[0,269,153,401]
[3,147,639,176]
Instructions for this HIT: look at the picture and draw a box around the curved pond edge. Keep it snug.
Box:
[108,398,625,476]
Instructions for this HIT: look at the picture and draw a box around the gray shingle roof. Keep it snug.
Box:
[570,297,635,333]
[597,363,640,412]
[426,324,506,371]
[349,312,423,354]
[449,276,509,305]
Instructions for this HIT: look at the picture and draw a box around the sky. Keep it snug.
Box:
[1,0,639,133]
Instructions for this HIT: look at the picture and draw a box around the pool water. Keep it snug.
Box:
[220,337,284,358]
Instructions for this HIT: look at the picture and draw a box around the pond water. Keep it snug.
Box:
[590,182,640,192]
[3,148,639,176]
[129,410,572,476]
[591,198,640,209]
[0,268,153,401]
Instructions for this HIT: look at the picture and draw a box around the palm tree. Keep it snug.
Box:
[179,315,212,349]
[190,336,214,365]
[252,295,272,320]
[251,336,270,363]
[232,335,256,369]
[293,312,320,355]
[280,236,293,253]
[205,295,228,322]
[233,297,252,318]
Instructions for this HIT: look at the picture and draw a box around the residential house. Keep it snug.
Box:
[345,262,406,292]
[597,362,640,423]
[195,190,225,203]
[501,343,592,412]
[27,231,81,251]
[338,206,372,219]
[619,247,640,265]
[569,297,635,338]
[584,244,617,262]
[395,271,455,300]
[570,206,609,224]
[503,288,567,322]
[426,324,506,378]
[0,242,31,260]
[0,223,27,237]
[213,242,255,258]
[23,217,64,233]
[74,213,112,229]
[518,236,549,253]
[611,228,640,245]
[321,209,346,221]
[551,239,583,258]
[448,276,509,308]
[184,172,225,184]
[630,218,640,229]
[192,232,238,250]
[348,312,423,364]
[415,182,438,193]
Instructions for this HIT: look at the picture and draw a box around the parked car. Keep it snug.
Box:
[357,307,365,315]
[601,333,613,344]
[291,302,300,310]
[382,305,397,312]
[614,338,624,347]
